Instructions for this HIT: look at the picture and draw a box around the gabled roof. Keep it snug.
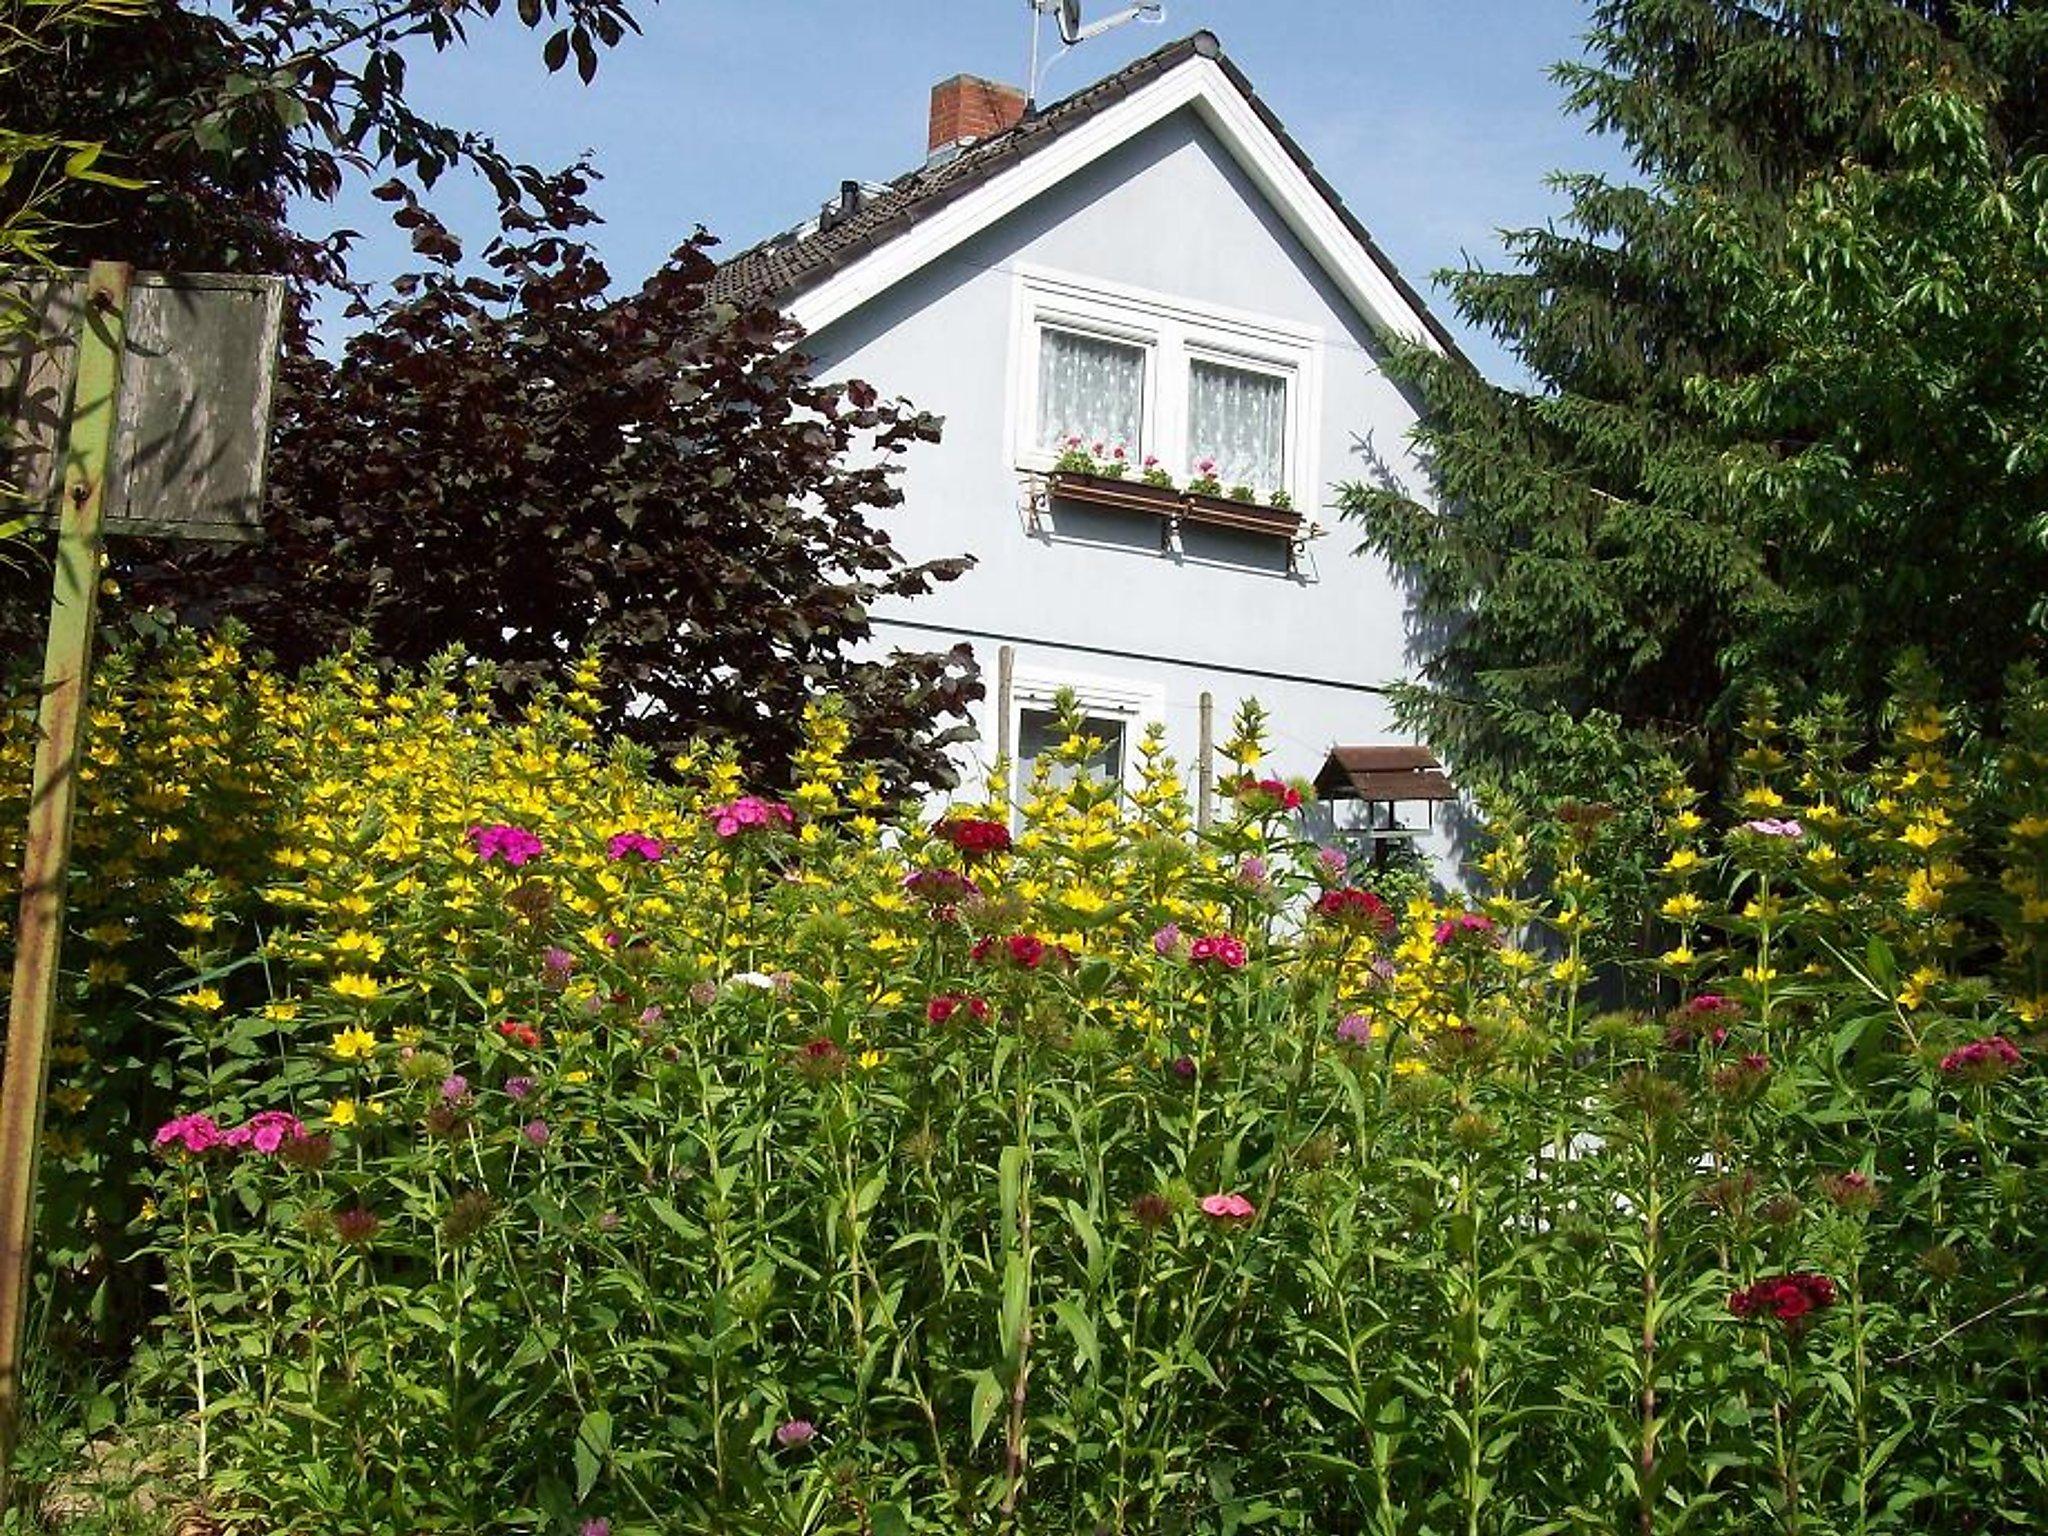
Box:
[710,31,1466,363]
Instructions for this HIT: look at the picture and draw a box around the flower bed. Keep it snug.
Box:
[6,646,2048,1533]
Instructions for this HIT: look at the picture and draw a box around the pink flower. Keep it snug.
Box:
[1940,1035,2023,1082]
[522,1118,552,1146]
[1196,457,1217,475]
[1143,454,1160,468]
[1111,443,1128,461]
[775,1418,817,1449]
[1151,923,1182,958]
[153,1113,226,1157]
[1317,846,1350,880]
[605,831,665,862]
[468,823,544,866]
[1433,912,1498,947]
[1199,1192,1256,1222]
[1742,818,1805,839]
[1188,934,1248,969]
[1336,1013,1373,1047]
[224,1110,310,1156]
[708,796,794,839]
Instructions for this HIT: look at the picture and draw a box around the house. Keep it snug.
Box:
[712,30,1461,879]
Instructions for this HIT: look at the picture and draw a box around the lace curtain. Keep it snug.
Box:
[1188,359,1286,492]
[1037,328,1145,455]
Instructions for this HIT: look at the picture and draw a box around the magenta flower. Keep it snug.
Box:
[580,1521,611,1536]
[1317,846,1350,880]
[467,823,544,866]
[153,1113,226,1157]
[521,1118,551,1147]
[775,1417,817,1449]
[707,795,794,839]
[503,1075,536,1101]
[1433,912,1498,947]
[1188,934,1248,969]
[605,830,665,862]
[1199,1192,1256,1223]
[1151,923,1182,958]
[542,946,576,982]
[224,1110,310,1155]
[1940,1035,2023,1083]
[1170,1055,1198,1080]
[1336,1013,1373,1047]
[440,1074,469,1101]
[1237,856,1270,889]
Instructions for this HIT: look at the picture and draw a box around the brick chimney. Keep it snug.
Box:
[928,74,1027,159]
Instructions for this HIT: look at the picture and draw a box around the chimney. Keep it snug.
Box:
[928,74,1027,160]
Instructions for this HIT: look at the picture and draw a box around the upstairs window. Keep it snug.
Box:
[1188,358,1288,492]
[1036,327,1146,457]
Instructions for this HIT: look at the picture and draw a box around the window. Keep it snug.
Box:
[1036,327,1146,456]
[1013,268,1321,510]
[1016,706,1126,796]
[1188,358,1287,491]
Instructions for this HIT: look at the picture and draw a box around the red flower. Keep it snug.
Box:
[1729,1272,1837,1328]
[1188,934,1248,969]
[496,1019,542,1048]
[1007,934,1047,969]
[933,817,1013,858]
[1230,776,1302,812]
[1939,1035,2023,1082]
[1314,888,1396,936]
[926,994,990,1025]
[1432,912,1498,947]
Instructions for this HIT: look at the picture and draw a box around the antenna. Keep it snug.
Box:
[1027,0,1165,106]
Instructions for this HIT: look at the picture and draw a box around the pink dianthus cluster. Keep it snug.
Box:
[469,823,545,866]
[1188,934,1248,969]
[708,796,793,839]
[605,831,665,862]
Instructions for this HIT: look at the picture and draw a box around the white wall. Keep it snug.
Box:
[803,106,1464,885]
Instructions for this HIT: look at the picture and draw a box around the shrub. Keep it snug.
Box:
[7,642,2048,1533]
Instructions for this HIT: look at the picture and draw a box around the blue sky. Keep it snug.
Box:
[317,1,1633,379]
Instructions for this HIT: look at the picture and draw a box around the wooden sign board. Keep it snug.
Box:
[1,270,286,542]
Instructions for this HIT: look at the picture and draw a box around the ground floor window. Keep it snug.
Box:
[1015,705,1127,798]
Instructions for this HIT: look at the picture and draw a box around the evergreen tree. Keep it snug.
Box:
[1345,1,2048,790]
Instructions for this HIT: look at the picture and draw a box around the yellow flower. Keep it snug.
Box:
[2010,813,2048,841]
[330,973,382,1003]
[1900,821,1944,852]
[1659,945,1698,968]
[858,1048,884,1071]
[1659,892,1706,922]
[263,1001,300,1021]
[330,1025,377,1061]
[328,1098,360,1127]
[1897,966,1943,1011]
[1662,849,1701,875]
[176,987,225,1014]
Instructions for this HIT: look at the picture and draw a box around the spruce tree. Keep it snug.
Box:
[1345,1,2048,789]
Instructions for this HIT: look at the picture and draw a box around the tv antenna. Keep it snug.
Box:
[1028,0,1166,106]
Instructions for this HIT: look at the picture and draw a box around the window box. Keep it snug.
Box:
[1044,470,1308,570]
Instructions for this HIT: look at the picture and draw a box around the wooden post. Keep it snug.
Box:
[996,644,1016,807]
[1197,690,1215,830]
[0,260,130,1499]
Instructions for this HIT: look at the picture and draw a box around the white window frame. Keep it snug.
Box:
[1008,265,1323,511]
[1006,664,1165,802]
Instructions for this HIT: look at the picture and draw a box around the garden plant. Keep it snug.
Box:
[3,638,2047,1533]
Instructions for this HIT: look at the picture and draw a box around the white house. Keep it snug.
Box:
[712,31,1463,878]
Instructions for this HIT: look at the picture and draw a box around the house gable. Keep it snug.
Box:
[716,32,1460,367]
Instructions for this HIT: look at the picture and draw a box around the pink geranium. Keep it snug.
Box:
[708,796,794,839]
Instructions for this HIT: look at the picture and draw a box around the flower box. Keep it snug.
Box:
[1044,470,1305,546]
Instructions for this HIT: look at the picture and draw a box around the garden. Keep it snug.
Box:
[5,637,2044,1532]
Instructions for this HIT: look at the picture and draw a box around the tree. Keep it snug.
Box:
[1,0,984,791]
[119,185,981,792]
[1343,1,2048,790]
